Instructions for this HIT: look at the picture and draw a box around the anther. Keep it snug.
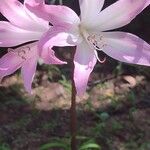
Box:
[8,46,31,60]
[8,48,15,53]
[87,34,107,51]
[18,50,26,60]
[26,46,31,51]
[87,33,107,63]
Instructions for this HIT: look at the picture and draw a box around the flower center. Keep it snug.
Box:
[80,26,107,63]
[87,34,107,51]
[8,46,32,60]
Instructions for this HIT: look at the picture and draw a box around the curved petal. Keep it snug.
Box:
[0,0,48,31]
[0,21,42,47]
[88,0,150,31]
[25,1,80,26]
[24,0,44,5]
[0,42,38,80]
[103,32,150,66]
[74,41,97,96]
[24,0,49,30]
[40,48,67,65]
[145,0,150,7]
[0,49,23,79]
[21,56,37,93]
[39,26,80,64]
[79,0,105,25]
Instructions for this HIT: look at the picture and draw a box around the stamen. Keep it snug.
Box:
[18,50,26,60]
[87,34,107,63]
[8,46,31,60]
[87,34,107,51]
[8,48,15,53]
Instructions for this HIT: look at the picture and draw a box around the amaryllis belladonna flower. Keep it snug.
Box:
[27,0,150,95]
[0,0,70,93]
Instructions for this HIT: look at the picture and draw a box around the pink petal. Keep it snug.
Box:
[0,49,23,79]
[21,57,37,93]
[79,0,105,26]
[74,41,97,96]
[40,48,67,65]
[0,42,38,80]
[25,1,80,26]
[103,32,150,66]
[0,0,48,31]
[24,0,44,5]
[39,26,79,65]
[0,21,42,47]
[23,0,49,31]
[145,0,150,7]
[89,0,150,31]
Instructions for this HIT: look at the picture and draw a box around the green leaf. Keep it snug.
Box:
[40,142,68,150]
[79,143,101,150]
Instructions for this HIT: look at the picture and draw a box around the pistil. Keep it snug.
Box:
[80,26,107,63]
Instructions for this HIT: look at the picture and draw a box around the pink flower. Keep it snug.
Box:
[0,0,68,93]
[27,0,150,95]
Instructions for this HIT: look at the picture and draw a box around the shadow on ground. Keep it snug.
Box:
[0,76,149,150]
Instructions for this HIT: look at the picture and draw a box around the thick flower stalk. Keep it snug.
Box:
[27,0,150,96]
[0,0,69,93]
